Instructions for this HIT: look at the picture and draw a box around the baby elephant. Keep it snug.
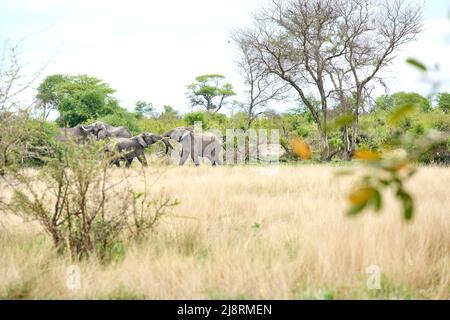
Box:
[108,132,172,168]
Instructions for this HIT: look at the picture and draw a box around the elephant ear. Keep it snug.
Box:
[181,130,191,141]
[137,135,147,147]
[97,126,109,139]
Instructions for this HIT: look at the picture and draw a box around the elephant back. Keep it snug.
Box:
[111,127,132,138]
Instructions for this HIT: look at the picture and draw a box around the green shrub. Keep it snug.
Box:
[184,111,229,131]
[98,110,140,135]
[137,117,184,135]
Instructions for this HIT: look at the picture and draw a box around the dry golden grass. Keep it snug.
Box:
[0,164,449,299]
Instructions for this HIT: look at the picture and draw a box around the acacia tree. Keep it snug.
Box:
[186,74,236,112]
[235,0,422,160]
[233,34,290,130]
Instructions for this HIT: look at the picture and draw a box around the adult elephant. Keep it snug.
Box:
[90,121,132,139]
[163,127,222,166]
[108,132,173,167]
[55,124,96,143]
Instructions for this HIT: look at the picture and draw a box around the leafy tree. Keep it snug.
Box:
[37,74,122,127]
[374,95,396,112]
[184,111,206,127]
[98,109,140,134]
[36,74,68,120]
[134,101,155,118]
[159,105,179,119]
[436,92,450,114]
[392,92,431,113]
[186,74,236,112]
[375,92,431,113]
[184,111,228,130]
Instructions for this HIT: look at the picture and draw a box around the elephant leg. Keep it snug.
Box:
[112,159,120,167]
[191,152,200,166]
[214,150,222,165]
[125,158,133,168]
[206,154,215,166]
[208,144,221,166]
[179,149,189,166]
[191,144,200,166]
[138,155,148,167]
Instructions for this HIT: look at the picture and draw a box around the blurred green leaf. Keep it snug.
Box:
[406,58,427,72]
[326,112,354,132]
[347,203,367,216]
[397,190,414,221]
[371,189,382,212]
[388,103,418,126]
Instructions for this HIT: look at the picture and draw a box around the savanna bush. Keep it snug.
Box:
[0,112,61,173]
[2,139,178,263]
[137,117,184,135]
[358,110,450,164]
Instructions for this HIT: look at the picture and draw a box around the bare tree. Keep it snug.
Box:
[234,0,422,160]
[0,39,49,173]
[0,40,48,112]
[233,33,289,130]
[327,64,354,157]
[235,0,359,160]
[341,0,422,159]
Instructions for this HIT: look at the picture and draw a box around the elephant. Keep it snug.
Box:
[108,132,173,168]
[55,124,96,143]
[163,127,223,166]
[90,121,133,139]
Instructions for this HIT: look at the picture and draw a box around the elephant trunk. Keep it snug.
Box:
[155,135,173,154]
[161,137,173,154]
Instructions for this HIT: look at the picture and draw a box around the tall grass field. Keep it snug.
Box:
[0,165,449,299]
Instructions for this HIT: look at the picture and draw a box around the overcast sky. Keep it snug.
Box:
[1,0,449,115]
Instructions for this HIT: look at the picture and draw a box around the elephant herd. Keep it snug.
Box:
[56,122,223,167]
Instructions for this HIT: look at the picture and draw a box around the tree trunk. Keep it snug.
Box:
[319,129,330,161]
[349,116,358,157]
[348,87,363,160]
[246,112,252,131]
[342,125,352,161]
